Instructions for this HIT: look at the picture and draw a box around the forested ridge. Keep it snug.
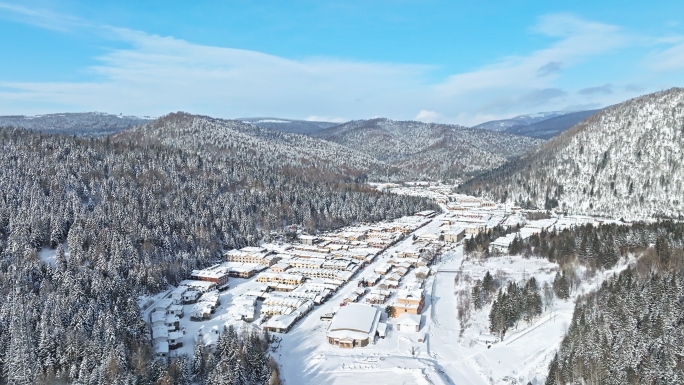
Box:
[0,121,435,384]
[537,221,684,384]
[459,88,684,219]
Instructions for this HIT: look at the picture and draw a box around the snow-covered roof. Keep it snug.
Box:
[396,313,421,326]
[329,303,380,335]
[264,313,298,330]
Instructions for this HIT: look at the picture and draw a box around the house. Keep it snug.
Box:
[182,290,202,304]
[154,341,169,357]
[393,290,424,315]
[415,210,437,218]
[168,304,184,317]
[170,286,188,304]
[228,265,259,278]
[263,314,298,333]
[386,273,402,283]
[190,265,230,291]
[442,227,465,243]
[226,247,278,266]
[152,299,175,313]
[376,322,387,338]
[416,233,441,242]
[256,272,304,286]
[489,233,517,253]
[168,330,184,349]
[190,303,213,321]
[397,250,419,259]
[414,266,431,280]
[395,313,421,332]
[326,304,381,348]
[298,234,319,246]
[374,263,391,275]
[270,262,290,273]
[230,296,257,322]
[179,280,217,293]
[362,273,381,286]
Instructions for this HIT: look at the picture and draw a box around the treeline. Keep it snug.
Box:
[469,221,684,274]
[471,271,498,309]
[192,326,277,385]
[546,268,684,384]
[489,277,543,339]
[542,221,684,384]
[0,125,436,383]
[463,225,520,255]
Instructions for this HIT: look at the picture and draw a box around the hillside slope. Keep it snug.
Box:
[459,88,684,219]
[121,113,398,181]
[315,118,543,180]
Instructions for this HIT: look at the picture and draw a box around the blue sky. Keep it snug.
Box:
[0,1,683,125]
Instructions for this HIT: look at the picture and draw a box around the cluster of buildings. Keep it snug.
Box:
[147,212,440,356]
[323,226,445,349]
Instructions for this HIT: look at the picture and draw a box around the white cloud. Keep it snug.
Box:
[0,8,679,126]
[0,2,86,32]
[414,110,441,122]
[648,43,684,71]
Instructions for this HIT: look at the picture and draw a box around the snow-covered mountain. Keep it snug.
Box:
[121,113,397,181]
[240,117,339,135]
[314,118,544,180]
[459,88,684,219]
[503,110,600,139]
[0,112,150,136]
[472,111,569,132]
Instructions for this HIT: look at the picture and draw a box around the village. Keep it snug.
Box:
[142,182,620,385]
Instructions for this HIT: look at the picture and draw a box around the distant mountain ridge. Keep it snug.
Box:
[240,117,338,135]
[503,110,600,139]
[472,111,569,132]
[473,110,599,139]
[120,113,397,181]
[0,112,150,136]
[314,118,544,180]
[459,88,684,219]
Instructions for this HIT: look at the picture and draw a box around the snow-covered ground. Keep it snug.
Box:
[133,180,635,384]
[273,232,635,385]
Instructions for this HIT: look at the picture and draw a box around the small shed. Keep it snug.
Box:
[376,322,387,338]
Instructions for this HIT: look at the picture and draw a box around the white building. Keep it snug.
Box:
[395,313,421,332]
[326,304,381,348]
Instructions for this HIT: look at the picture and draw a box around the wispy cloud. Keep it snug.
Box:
[537,61,563,76]
[0,2,86,32]
[0,7,680,126]
[414,110,441,122]
[579,84,613,95]
[648,43,684,71]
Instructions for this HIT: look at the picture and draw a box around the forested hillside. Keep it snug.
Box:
[459,88,684,219]
[0,119,434,384]
[124,113,398,181]
[314,118,543,180]
[542,221,684,384]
